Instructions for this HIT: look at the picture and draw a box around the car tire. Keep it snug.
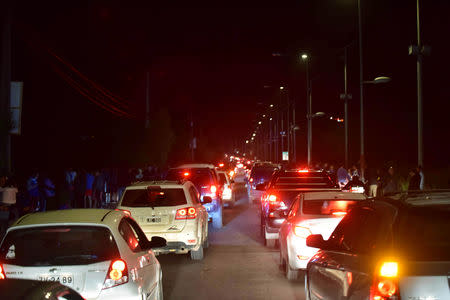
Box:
[212,207,223,228]
[190,245,204,260]
[286,262,299,281]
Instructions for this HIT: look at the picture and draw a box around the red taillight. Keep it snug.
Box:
[268,194,277,202]
[294,226,312,238]
[332,211,347,217]
[183,172,190,177]
[210,185,217,194]
[103,259,128,289]
[176,207,197,220]
[0,265,5,280]
[370,261,399,300]
[219,163,224,167]
[115,209,131,216]
[298,169,309,173]
[249,178,254,183]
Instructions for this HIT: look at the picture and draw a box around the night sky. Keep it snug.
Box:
[8,0,450,175]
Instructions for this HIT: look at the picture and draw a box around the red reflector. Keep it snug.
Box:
[188,239,196,243]
[184,172,190,176]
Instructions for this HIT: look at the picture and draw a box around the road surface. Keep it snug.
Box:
[158,183,306,300]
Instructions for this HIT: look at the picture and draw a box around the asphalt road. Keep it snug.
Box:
[158,183,306,300]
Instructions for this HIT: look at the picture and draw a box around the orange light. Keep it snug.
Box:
[332,211,347,217]
[183,172,190,177]
[109,259,126,281]
[249,178,254,183]
[380,262,398,277]
[268,194,277,202]
[297,255,310,260]
[294,226,312,238]
[219,163,224,167]
[179,209,187,216]
[109,269,123,281]
[0,265,4,280]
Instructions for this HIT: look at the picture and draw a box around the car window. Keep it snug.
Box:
[302,199,359,216]
[166,169,214,190]
[0,226,120,266]
[189,186,200,204]
[121,188,187,207]
[328,208,369,252]
[272,172,335,189]
[118,218,149,252]
[218,173,227,185]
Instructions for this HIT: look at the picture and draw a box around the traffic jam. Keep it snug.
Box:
[0,157,449,300]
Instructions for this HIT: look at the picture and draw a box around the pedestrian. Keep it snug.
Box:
[417,166,425,190]
[84,171,95,208]
[65,168,77,208]
[383,166,400,195]
[26,171,40,211]
[41,173,56,211]
[408,169,421,191]
[350,164,360,179]
[93,170,105,208]
[135,168,144,181]
[367,168,381,198]
[74,169,86,208]
[337,164,351,188]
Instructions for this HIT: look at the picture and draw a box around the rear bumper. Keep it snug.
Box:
[264,217,285,240]
[94,279,158,300]
[143,228,201,254]
[153,241,197,254]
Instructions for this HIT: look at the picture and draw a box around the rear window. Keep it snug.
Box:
[302,200,358,215]
[0,226,120,266]
[166,169,214,190]
[274,172,334,189]
[397,210,450,261]
[250,167,276,181]
[218,173,227,185]
[121,188,187,207]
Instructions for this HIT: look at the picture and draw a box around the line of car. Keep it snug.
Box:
[0,162,242,300]
[248,163,450,300]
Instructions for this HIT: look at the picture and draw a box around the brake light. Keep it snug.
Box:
[332,211,347,217]
[183,172,190,177]
[249,178,254,183]
[229,171,235,177]
[370,261,399,300]
[294,226,312,238]
[219,163,224,167]
[210,185,217,194]
[103,259,128,289]
[115,209,131,216]
[175,207,197,219]
[298,169,309,173]
[268,194,277,202]
[0,265,5,279]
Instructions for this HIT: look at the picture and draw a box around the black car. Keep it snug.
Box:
[247,163,279,203]
[259,169,337,247]
[0,279,84,300]
[305,190,450,300]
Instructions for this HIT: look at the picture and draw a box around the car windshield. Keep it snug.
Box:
[302,200,358,215]
[0,226,120,266]
[250,167,276,181]
[397,209,450,261]
[121,188,187,207]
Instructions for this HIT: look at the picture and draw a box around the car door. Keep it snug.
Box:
[279,196,300,255]
[188,186,207,241]
[118,218,160,297]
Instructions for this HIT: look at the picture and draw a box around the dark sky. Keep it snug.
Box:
[8,0,450,171]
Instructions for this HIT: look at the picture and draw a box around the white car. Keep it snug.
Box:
[278,191,366,280]
[217,171,236,207]
[117,180,209,260]
[0,209,165,300]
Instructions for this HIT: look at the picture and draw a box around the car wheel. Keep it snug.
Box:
[286,262,299,281]
[190,245,204,260]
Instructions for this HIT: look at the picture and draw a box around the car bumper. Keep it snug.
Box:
[143,229,201,254]
[287,233,319,270]
[90,280,158,300]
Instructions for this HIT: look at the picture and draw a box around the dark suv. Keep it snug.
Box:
[259,169,337,247]
[166,165,223,228]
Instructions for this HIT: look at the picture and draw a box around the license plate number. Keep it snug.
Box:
[147,217,161,223]
[38,275,74,286]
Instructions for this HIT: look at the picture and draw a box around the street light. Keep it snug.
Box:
[363,76,391,84]
[258,121,262,125]
[301,54,308,60]
[301,52,313,166]
[269,104,274,108]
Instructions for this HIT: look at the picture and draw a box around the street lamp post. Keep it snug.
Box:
[358,0,365,179]
[340,46,352,168]
[302,53,313,167]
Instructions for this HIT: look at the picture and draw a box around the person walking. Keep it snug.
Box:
[408,169,421,191]
[367,168,381,198]
[84,171,95,208]
[337,164,351,188]
[383,166,400,195]
[27,172,40,211]
[41,173,56,211]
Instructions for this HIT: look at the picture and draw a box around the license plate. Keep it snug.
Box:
[147,217,161,223]
[38,275,74,286]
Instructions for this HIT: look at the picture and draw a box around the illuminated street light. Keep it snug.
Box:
[263,114,266,118]
[280,86,284,90]
[258,121,262,125]
[363,76,392,84]
[270,104,274,108]
[269,117,273,121]
[252,133,256,137]
[245,140,249,144]
[301,53,308,60]
[251,137,254,141]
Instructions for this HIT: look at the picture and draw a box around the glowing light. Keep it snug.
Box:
[270,104,274,108]
[219,163,224,167]
[183,172,190,176]
[294,226,312,238]
[380,262,398,277]
[298,169,309,173]
[332,211,347,217]
[258,121,262,125]
[301,53,308,60]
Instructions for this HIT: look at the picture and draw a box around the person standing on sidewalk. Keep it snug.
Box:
[27,172,40,211]
[84,171,95,208]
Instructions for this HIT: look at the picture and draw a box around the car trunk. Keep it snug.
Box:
[399,261,450,300]
[126,206,187,233]
[3,261,111,299]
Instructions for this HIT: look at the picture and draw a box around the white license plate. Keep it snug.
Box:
[147,217,162,223]
[38,275,74,286]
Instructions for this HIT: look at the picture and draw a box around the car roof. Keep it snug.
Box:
[303,191,367,201]
[384,190,450,207]
[175,164,215,169]
[10,209,124,229]
[126,180,186,189]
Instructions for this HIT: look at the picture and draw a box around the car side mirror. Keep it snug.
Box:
[255,183,267,191]
[202,196,212,204]
[148,236,167,249]
[306,234,327,249]
[272,210,288,218]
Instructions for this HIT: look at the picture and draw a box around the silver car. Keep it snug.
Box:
[305,191,450,300]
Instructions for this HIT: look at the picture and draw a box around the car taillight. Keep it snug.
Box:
[115,209,131,216]
[370,261,399,300]
[103,259,128,289]
[332,211,347,217]
[0,264,5,279]
[293,226,312,238]
[176,207,197,220]
[249,178,254,183]
[210,185,217,194]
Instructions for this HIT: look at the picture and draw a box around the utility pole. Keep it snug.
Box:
[292,100,296,163]
[358,0,365,179]
[340,46,352,168]
[305,57,312,167]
